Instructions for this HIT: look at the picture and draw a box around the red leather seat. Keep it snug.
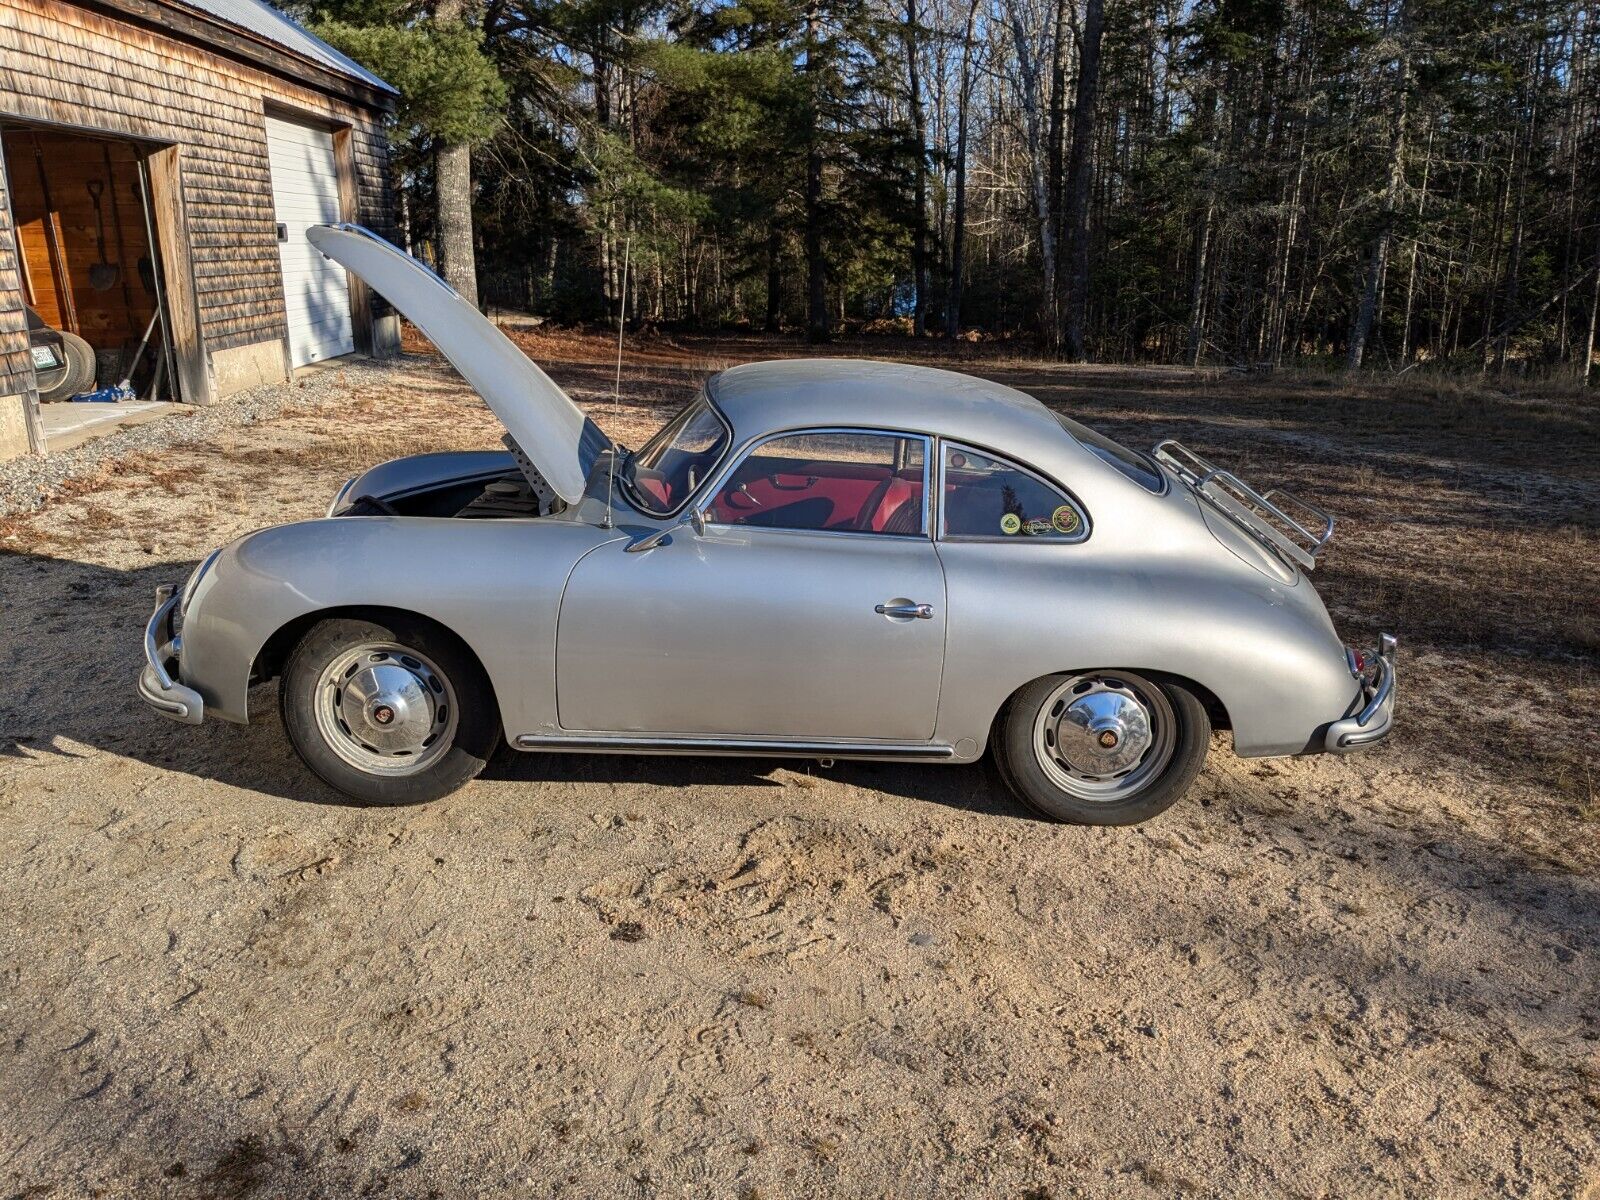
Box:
[854,476,920,533]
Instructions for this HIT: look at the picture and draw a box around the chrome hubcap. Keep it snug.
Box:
[314,642,457,776]
[1033,672,1176,801]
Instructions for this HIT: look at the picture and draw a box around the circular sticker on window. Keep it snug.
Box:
[1051,504,1082,535]
[999,512,1022,535]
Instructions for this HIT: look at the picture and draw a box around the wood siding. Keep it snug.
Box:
[0,0,393,432]
[0,146,43,455]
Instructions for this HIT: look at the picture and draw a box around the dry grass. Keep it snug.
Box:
[2,339,1597,1196]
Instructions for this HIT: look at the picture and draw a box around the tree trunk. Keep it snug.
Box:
[1346,18,1409,372]
[1584,235,1600,387]
[765,222,782,333]
[945,0,980,338]
[432,0,479,307]
[905,0,929,336]
[1062,0,1103,362]
[398,185,413,255]
[1184,87,1217,367]
[1399,123,1432,364]
[1046,0,1069,303]
[1001,0,1059,347]
[804,0,829,343]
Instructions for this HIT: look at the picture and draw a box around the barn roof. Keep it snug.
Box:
[167,0,398,94]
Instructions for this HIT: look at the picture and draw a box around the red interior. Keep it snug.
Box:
[709,456,923,533]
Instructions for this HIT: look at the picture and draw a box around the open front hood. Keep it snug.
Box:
[306,224,610,504]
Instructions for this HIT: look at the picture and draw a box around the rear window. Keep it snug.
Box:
[1054,414,1166,494]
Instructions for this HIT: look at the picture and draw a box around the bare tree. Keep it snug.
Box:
[1000,0,1064,347]
[1061,0,1103,361]
[945,0,982,338]
[434,0,480,307]
[905,0,930,335]
[1348,1,1411,372]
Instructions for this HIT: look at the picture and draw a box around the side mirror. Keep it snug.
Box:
[625,508,707,554]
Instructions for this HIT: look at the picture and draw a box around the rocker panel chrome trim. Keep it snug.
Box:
[513,734,956,760]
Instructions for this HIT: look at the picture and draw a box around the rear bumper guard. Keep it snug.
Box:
[1324,633,1396,752]
[138,584,205,724]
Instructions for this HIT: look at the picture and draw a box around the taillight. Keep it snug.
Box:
[1345,647,1367,678]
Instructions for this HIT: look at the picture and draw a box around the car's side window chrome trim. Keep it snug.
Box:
[936,439,1092,544]
[619,393,734,519]
[698,426,934,540]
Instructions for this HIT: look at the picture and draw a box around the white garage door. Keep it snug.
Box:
[265,115,355,367]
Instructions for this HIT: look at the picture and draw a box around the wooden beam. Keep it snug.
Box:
[330,124,374,357]
[0,148,46,454]
[144,145,212,405]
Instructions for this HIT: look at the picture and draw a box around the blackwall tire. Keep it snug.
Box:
[280,616,500,806]
[38,332,97,401]
[996,671,1210,826]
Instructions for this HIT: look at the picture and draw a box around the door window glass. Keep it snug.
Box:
[709,431,926,536]
[941,443,1088,540]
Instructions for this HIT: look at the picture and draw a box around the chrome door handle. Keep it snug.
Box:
[875,602,934,620]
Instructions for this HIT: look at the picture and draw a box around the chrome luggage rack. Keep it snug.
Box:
[1152,439,1335,571]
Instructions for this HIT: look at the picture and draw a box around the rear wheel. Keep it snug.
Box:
[995,671,1209,825]
[280,616,499,805]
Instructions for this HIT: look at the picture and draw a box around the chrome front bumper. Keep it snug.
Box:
[138,584,205,724]
[1324,632,1396,752]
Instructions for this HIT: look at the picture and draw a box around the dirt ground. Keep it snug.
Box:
[1,330,1596,1198]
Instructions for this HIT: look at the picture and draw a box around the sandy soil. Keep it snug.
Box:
[1,336,1596,1198]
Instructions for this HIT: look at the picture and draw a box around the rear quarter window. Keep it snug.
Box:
[1054,414,1166,494]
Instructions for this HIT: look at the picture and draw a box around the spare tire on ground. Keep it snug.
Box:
[37,331,97,402]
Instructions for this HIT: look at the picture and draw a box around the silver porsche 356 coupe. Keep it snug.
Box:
[139,225,1395,825]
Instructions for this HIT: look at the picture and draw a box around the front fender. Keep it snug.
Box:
[179,516,619,728]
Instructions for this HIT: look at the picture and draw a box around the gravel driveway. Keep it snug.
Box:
[1,343,1594,1198]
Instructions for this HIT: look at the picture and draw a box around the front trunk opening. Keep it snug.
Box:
[347,471,551,520]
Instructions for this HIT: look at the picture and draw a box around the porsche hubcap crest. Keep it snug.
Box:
[314,643,458,777]
[1033,673,1176,802]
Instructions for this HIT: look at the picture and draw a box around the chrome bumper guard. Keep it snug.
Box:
[1324,632,1396,752]
[138,584,205,724]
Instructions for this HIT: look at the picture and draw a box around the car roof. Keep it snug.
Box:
[706,358,1066,452]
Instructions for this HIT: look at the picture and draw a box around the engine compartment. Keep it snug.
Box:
[345,472,552,520]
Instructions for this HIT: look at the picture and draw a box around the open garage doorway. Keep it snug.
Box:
[1,123,178,406]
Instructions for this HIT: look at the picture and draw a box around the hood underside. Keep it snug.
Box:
[306,224,610,505]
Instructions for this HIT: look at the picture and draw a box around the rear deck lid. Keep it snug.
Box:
[306,224,610,504]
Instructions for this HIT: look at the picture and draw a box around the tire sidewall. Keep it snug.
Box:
[998,672,1210,826]
[38,332,97,401]
[280,617,500,806]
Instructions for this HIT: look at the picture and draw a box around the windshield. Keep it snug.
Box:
[1054,413,1166,493]
[624,394,731,516]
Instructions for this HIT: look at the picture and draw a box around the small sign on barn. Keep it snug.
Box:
[0,0,402,460]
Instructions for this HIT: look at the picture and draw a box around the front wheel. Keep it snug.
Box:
[994,671,1210,826]
[280,616,500,805]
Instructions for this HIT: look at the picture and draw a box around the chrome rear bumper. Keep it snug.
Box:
[138,584,205,724]
[1324,632,1396,752]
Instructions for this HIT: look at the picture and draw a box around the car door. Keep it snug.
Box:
[556,429,947,741]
